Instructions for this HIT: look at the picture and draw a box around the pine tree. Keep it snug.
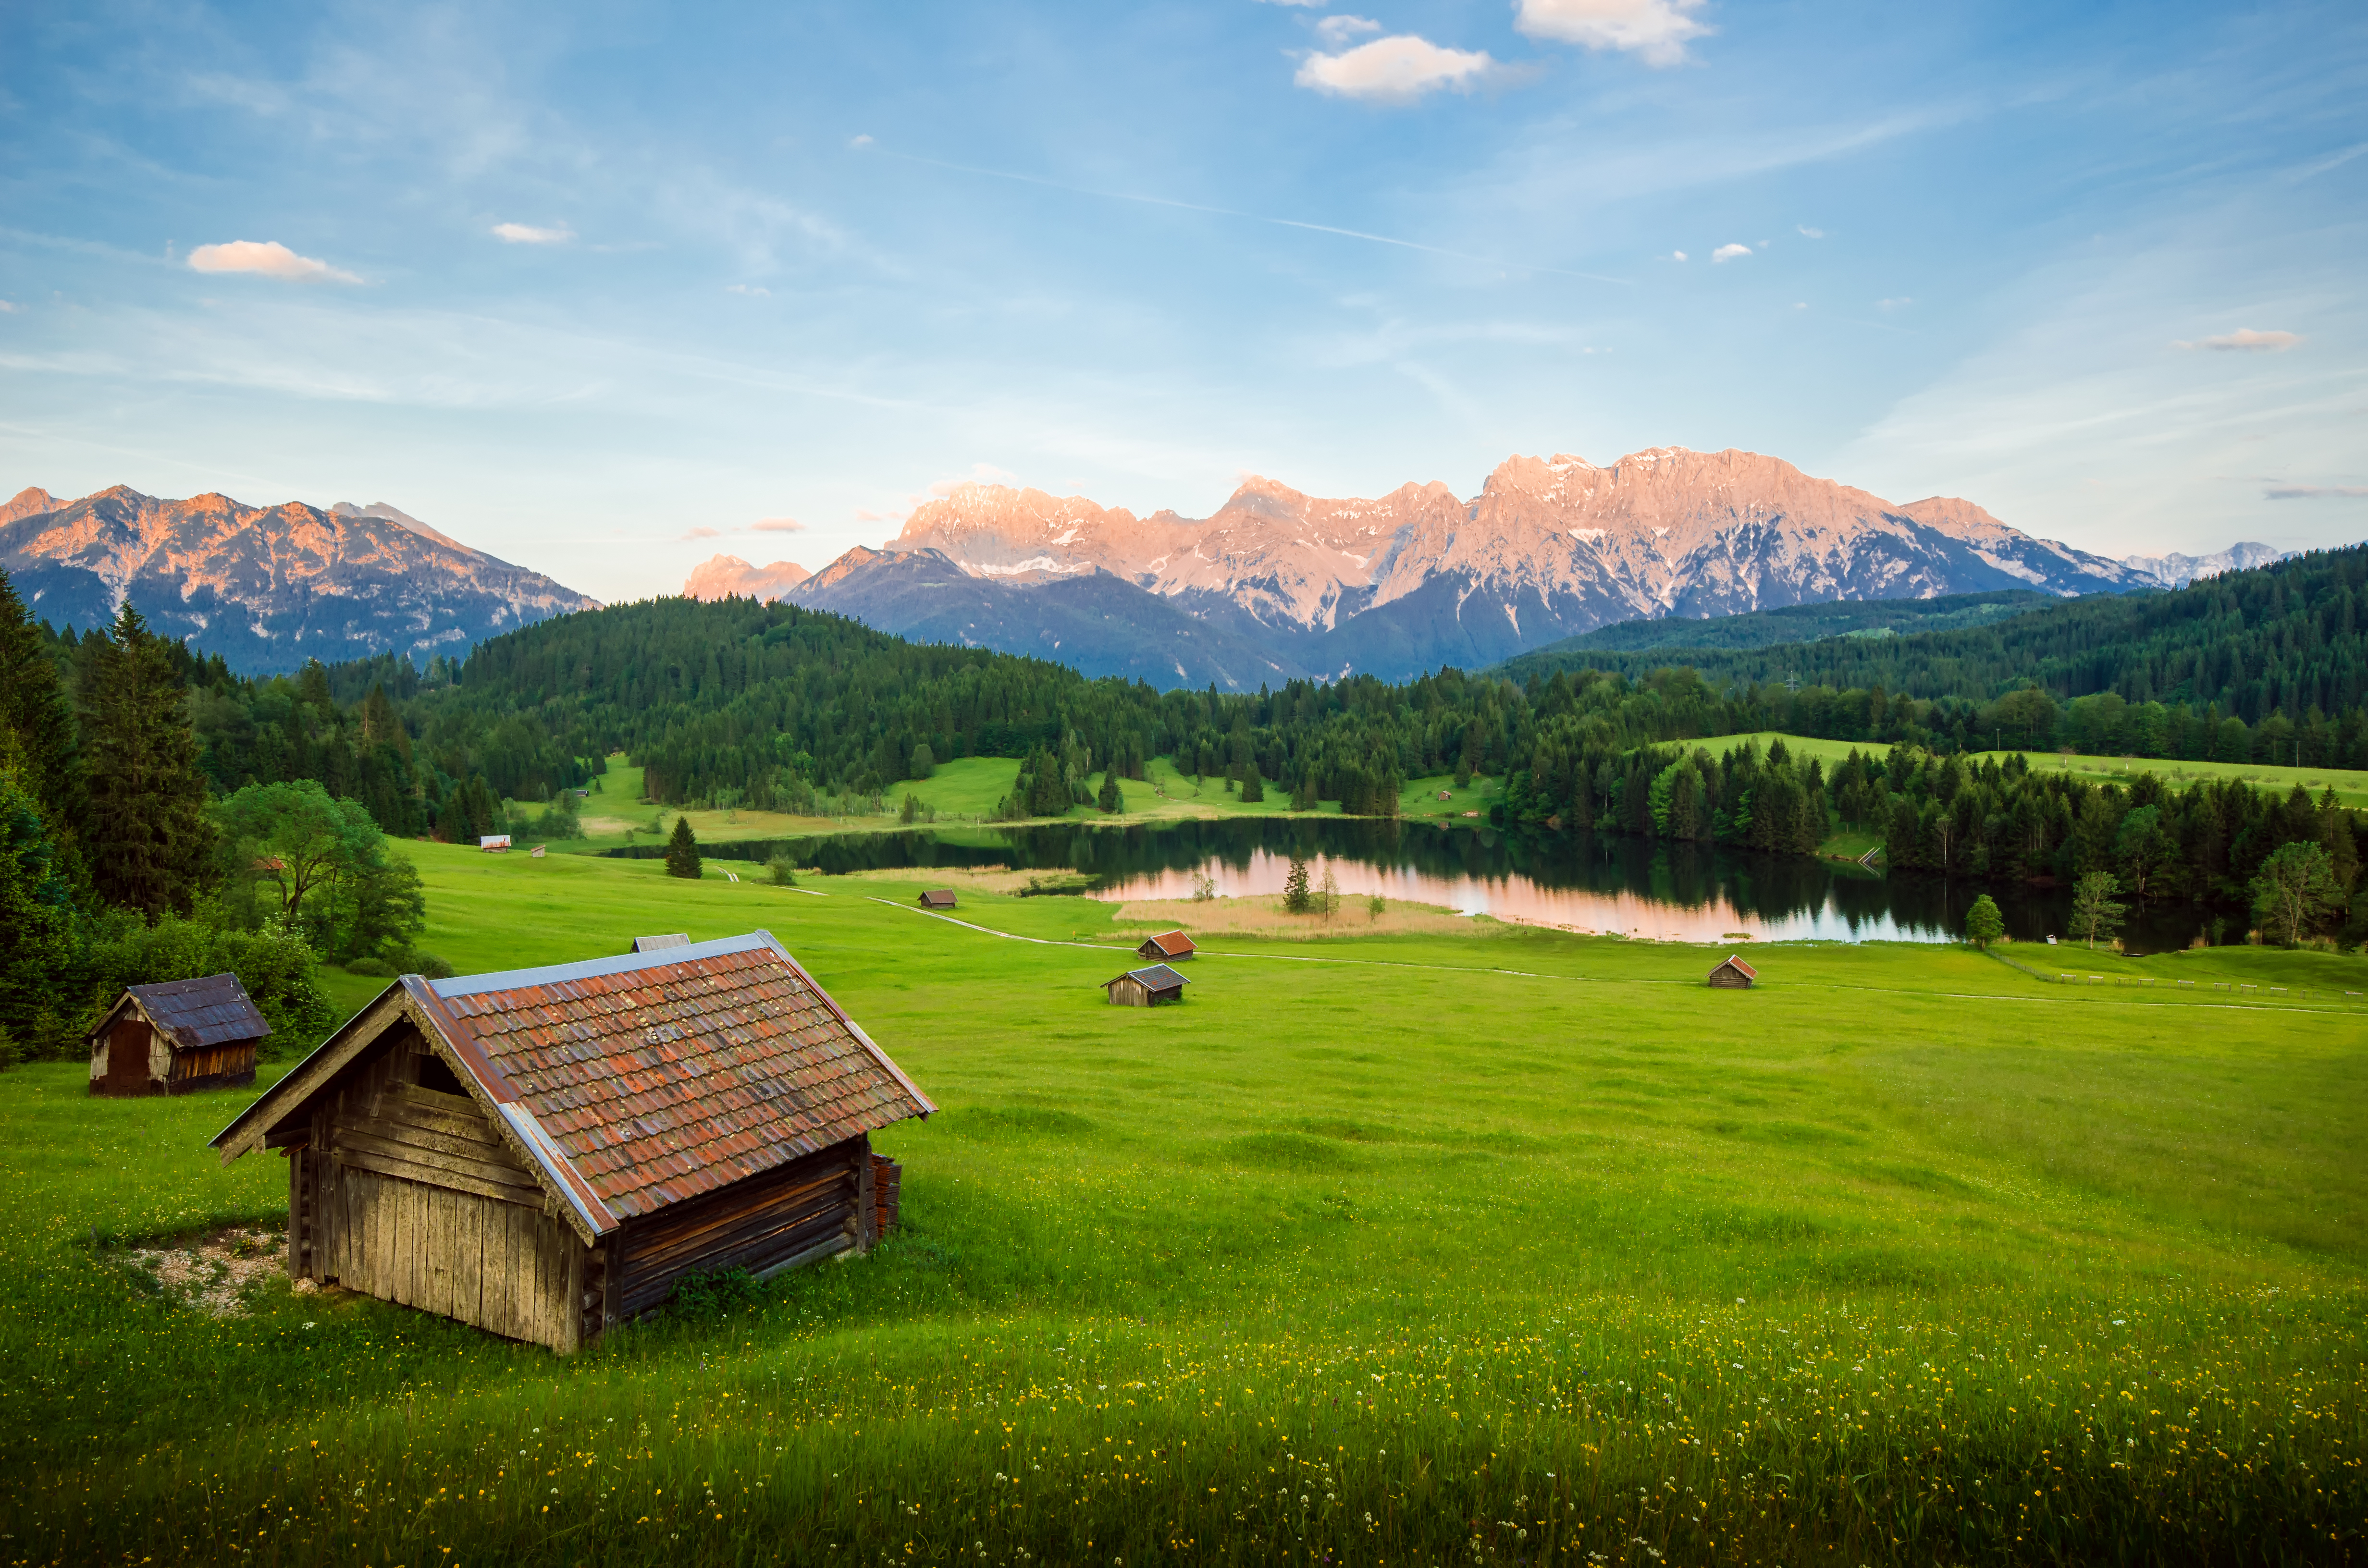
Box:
[1240,763,1264,803]
[665,815,703,879]
[82,604,213,918]
[0,567,83,834]
[1097,772,1122,813]
[1283,855,1311,913]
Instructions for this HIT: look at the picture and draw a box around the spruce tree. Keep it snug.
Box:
[1240,763,1264,803]
[1097,772,1122,813]
[81,604,213,918]
[1283,855,1311,913]
[0,567,82,833]
[665,815,703,879]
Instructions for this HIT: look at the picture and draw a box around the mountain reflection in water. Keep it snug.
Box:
[606,816,2214,947]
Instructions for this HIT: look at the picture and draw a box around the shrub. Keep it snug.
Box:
[343,957,397,979]
[766,855,798,887]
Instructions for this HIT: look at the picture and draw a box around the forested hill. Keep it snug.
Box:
[15,537,2356,863]
[1502,544,2368,730]
[1546,589,2060,654]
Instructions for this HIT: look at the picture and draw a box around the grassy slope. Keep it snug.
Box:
[561,752,1509,849]
[4,839,2363,1564]
[1710,731,2368,808]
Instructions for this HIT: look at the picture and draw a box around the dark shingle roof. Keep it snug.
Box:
[1107,964,1190,992]
[406,932,933,1229]
[113,974,271,1049]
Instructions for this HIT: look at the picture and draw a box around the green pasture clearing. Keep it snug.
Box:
[1713,730,2368,806]
[559,752,1506,850]
[9,842,2361,1564]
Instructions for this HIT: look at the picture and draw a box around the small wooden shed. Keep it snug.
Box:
[479,834,512,853]
[209,931,934,1353]
[88,973,270,1098]
[1708,954,1758,989]
[1136,930,1196,962]
[918,890,958,910]
[628,933,689,954]
[1103,964,1190,1006]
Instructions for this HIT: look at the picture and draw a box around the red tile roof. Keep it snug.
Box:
[1716,954,1758,980]
[1140,930,1195,957]
[404,932,933,1228]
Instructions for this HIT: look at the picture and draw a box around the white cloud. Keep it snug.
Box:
[1670,250,1687,261]
[849,134,874,148]
[2265,484,2367,499]
[2173,328,2302,352]
[186,240,360,283]
[1798,225,1825,238]
[0,300,18,313]
[1295,35,1496,102]
[1711,242,1751,262]
[726,283,771,297]
[681,525,723,539]
[1257,0,1325,6]
[1317,14,1384,45]
[1877,296,1912,310]
[1513,0,1711,66]
[491,221,572,245]
[751,515,805,532]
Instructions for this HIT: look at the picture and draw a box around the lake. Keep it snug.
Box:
[606,816,2232,951]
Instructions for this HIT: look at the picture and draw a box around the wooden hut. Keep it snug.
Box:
[1135,930,1196,963]
[209,931,934,1354]
[88,974,269,1098]
[917,890,958,910]
[1708,955,1758,989]
[1102,964,1190,1006]
[628,933,689,954]
[479,834,512,853]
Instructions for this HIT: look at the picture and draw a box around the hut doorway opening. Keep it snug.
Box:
[107,1020,148,1094]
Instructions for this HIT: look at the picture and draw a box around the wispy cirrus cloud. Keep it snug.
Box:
[187,240,359,283]
[2172,328,2302,352]
[2266,484,2367,500]
[491,221,572,245]
[1514,0,1711,66]
[726,283,771,297]
[1316,15,1383,47]
[751,515,804,532]
[1295,35,1496,103]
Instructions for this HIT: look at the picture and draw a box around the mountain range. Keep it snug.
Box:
[767,447,2283,686]
[0,486,597,674]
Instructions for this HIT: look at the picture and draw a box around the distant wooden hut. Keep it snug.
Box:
[210,931,934,1354]
[479,834,512,853]
[88,974,270,1098]
[1102,964,1190,1007]
[1708,955,1758,989]
[1136,930,1196,962]
[918,890,958,910]
[629,933,689,954]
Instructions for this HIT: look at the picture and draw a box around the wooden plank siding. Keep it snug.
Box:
[611,1136,870,1318]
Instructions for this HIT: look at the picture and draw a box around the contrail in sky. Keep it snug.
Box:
[862,145,1630,287]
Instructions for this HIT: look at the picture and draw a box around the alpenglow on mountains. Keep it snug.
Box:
[0,486,598,674]
[782,447,2195,686]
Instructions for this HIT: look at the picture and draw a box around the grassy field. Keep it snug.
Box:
[563,752,1508,849]
[9,843,2362,1565]
[1714,731,2368,808]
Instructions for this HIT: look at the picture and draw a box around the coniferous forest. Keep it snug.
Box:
[1,544,2365,1066]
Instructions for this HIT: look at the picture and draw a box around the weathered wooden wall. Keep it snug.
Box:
[291,1023,588,1352]
[1106,976,1149,1007]
[168,1041,257,1093]
[610,1134,870,1319]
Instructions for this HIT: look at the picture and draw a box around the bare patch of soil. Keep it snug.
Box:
[124,1225,286,1317]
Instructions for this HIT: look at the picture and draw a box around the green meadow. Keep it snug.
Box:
[4,841,2365,1565]
[1712,731,2368,809]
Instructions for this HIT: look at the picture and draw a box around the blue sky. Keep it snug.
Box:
[2,0,2362,603]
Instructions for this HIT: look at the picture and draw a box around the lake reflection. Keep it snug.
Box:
[617,816,2138,945]
[1090,844,1945,943]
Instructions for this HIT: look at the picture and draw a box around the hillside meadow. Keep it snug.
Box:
[3,841,2364,1564]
